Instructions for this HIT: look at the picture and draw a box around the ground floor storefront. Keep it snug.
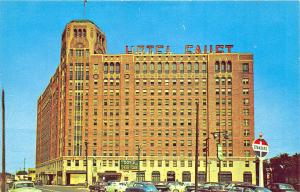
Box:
[36,156,256,185]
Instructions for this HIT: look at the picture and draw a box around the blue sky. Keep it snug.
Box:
[0,1,299,173]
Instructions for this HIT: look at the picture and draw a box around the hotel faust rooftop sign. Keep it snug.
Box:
[120,160,139,170]
[125,44,234,54]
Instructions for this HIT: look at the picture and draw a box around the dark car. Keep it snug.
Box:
[89,182,107,192]
[269,183,296,192]
[229,184,272,192]
[126,182,158,192]
[153,182,170,192]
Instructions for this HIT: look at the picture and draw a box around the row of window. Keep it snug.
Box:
[134,62,207,74]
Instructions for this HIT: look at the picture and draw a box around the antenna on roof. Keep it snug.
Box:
[83,0,87,18]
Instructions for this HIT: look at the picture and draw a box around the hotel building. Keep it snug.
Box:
[36,20,255,185]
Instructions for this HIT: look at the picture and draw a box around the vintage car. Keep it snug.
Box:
[8,180,42,192]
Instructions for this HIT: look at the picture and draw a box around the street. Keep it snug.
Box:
[36,185,89,192]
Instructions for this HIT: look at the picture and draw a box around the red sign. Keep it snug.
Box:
[252,138,269,158]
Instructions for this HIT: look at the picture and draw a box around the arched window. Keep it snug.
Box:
[116,62,120,74]
[243,172,252,183]
[83,29,86,37]
[221,61,226,72]
[187,62,192,73]
[194,62,199,73]
[157,62,162,74]
[182,171,191,182]
[78,29,82,37]
[215,61,220,72]
[151,171,160,182]
[227,61,232,72]
[180,62,184,74]
[165,62,169,74]
[202,62,207,73]
[110,63,114,74]
[172,62,177,74]
[74,29,77,37]
[219,171,232,183]
[150,62,155,74]
[143,62,147,74]
[167,171,175,182]
[104,63,108,74]
[135,63,140,74]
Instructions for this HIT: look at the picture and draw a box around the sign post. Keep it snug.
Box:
[252,132,269,187]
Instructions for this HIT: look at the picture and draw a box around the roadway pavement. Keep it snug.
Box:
[36,185,89,192]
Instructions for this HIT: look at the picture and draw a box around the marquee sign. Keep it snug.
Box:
[125,44,234,54]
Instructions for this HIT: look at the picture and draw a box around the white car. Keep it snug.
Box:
[106,182,128,192]
[167,182,186,192]
[8,180,42,192]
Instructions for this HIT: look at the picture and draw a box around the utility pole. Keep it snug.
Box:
[24,158,26,172]
[218,131,221,182]
[85,141,88,187]
[205,137,209,182]
[2,90,6,192]
[137,145,141,181]
[195,102,199,192]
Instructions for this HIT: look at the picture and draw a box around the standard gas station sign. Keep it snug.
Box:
[252,138,269,158]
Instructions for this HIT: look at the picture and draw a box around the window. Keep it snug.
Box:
[194,62,199,73]
[243,63,249,73]
[67,160,71,166]
[110,63,114,74]
[135,63,140,73]
[244,129,250,136]
[104,63,108,74]
[152,171,160,182]
[165,62,169,74]
[215,61,220,72]
[202,62,207,73]
[244,140,250,147]
[116,62,120,74]
[227,61,232,72]
[172,62,177,73]
[158,62,162,74]
[143,63,147,74]
[75,160,79,166]
[150,62,154,74]
[187,62,192,73]
[243,78,249,85]
[221,61,226,72]
[182,171,191,182]
[180,62,184,74]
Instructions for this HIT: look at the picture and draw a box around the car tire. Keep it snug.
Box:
[173,189,179,192]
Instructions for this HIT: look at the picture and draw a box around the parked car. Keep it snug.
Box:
[269,183,296,192]
[225,182,253,191]
[154,182,170,192]
[229,184,272,192]
[8,180,42,192]
[126,182,158,192]
[89,182,107,192]
[167,182,186,192]
[106,181,128,192]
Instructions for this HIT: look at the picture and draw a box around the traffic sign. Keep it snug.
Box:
[252,137,269,158]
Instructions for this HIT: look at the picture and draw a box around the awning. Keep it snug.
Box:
[98,172,122,176]
[66,170,86,174]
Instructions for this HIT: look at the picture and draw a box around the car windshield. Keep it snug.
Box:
[15,183,34,188]
[145,184,157,191]
[278,184,294,190]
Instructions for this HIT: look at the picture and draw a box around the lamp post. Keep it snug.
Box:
[85,141,88,187]
[2,90,6,192]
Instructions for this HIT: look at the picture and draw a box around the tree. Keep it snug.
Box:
[265,153,300,185]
